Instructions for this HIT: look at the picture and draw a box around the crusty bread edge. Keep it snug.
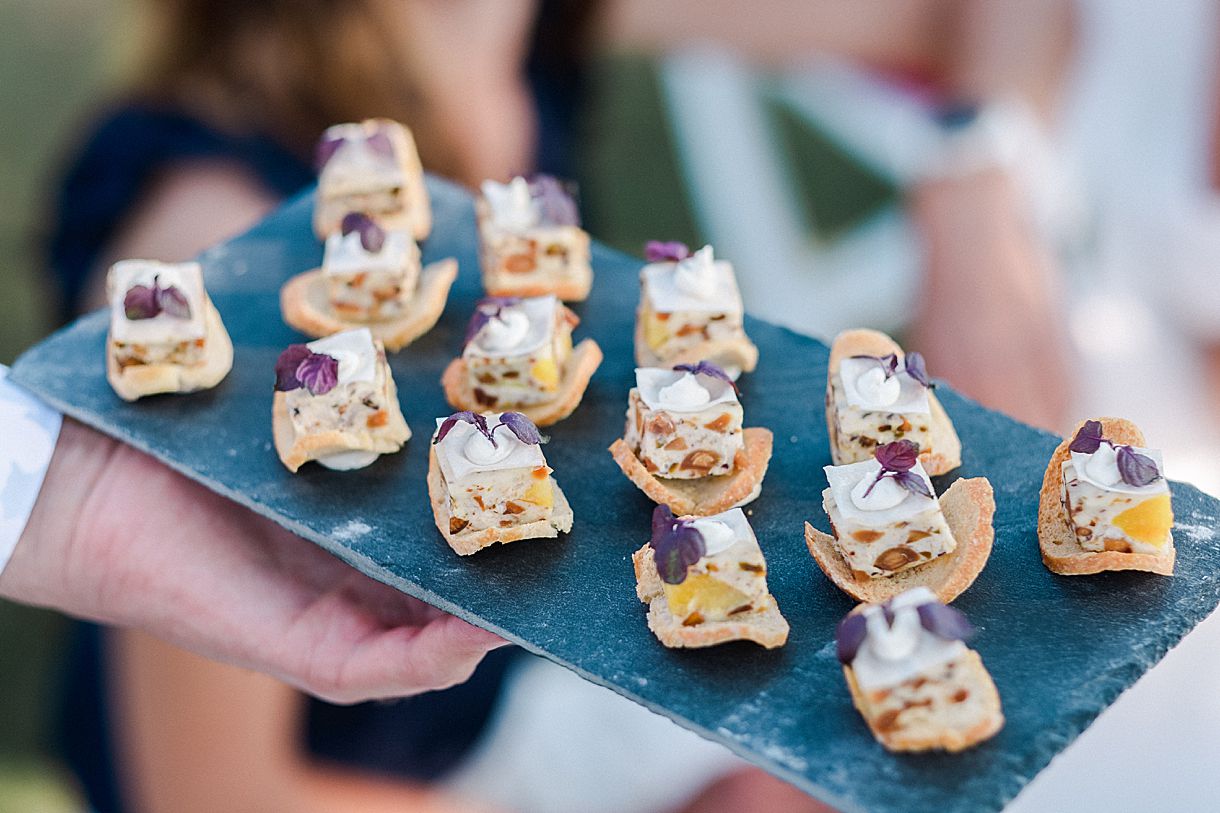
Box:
[280,259,457,351]
[106,299,233,401]
[441,338,602,427]
[609,428,773,516]
[804,477,995,604]
[633,316,759,376]
[1037,417,1175,576]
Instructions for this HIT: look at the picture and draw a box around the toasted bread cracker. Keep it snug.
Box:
[312,118,432,241]
[826,328,961,475]
[631,544,789,649]
[844,649,1004,752]
[633,318,759,378]
[1038,417,1175,576]
[106,299,233,401]
[610,428,773,516]
[804,477,994,604]
[426,447,573,555]
[440,338,602,427]
[272,374,411,473]
[484,273,592,302]
[280,259,457,351]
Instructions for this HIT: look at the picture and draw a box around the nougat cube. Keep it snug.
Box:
[661,509,768,624]
[623,369,743,479]
[322,228,421,321]
[433,414,558,535]
[108,260,209,369]
[463,296,576,409]
[284,330,398,440]
[638,249,748,364]
[1060,451,1173,555]
[828,360,932,465]
[823,460,956,579]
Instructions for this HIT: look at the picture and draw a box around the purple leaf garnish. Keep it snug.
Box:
[673,361,739,394]
[904,351,932,388]
[463,296,523,348]
[123,284,160,320]
[314,134,344,171]
[365,129,395,160]
[1070,420,1105,454]
[875,440,921,473]
[435,411,494,446]
[529,174,581,227]
[295,352,339,395]
[850,353,900,379]
[644,240,690,263]
[340,212,386,253]
[891,470,934,499]
[916,601,976,643]
[649,506,707,585]
[155,285,191,319]
[495,412,546,446]
[835,613,869,664]
[274,344,313,391]
[1116,445,1161,487]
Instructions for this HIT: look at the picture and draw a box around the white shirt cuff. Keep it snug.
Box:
[0,366,62,575]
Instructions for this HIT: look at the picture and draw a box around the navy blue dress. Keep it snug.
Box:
[47,105,520,813]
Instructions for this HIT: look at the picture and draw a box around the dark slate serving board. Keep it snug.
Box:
[14,178,1220,813]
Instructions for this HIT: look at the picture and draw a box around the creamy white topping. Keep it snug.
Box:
[839,357,929,414]
[825,459,936,525]
[850,587,967,691]
[657,373,710,411]
[318,123,404,194]
[434,414,546,483]
[465,296,557,358]
[641,248,743,315]
[481,177,541,233]
[307,328,378,386]
[1069,446,1166,496]
[690,518,737,555]
[322,229,416,277]
[317,450,380,471]
[850,472,908,512]
[109,260,208,344]
[478,309,532,354]
[635,368,739,413]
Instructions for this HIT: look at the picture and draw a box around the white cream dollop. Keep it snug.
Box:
[673,245,719,300]
[690,519,736,555]
[462,432,514,466]
[865,604,922,661]
[482,177,540,233]
[656,373,711,411]
[307,328,377,386]
[477,308,531,353]
[854,365,901,409]
[1083,442,1122,487]
[850,472,908,512]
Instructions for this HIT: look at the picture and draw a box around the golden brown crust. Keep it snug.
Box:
[106,299,233,402]
[484,274,592,302]
[440,338,603,427]
[312,118,432,241]
[804,477,995,604]
[844,650,1004,752]
[1038,417,1175,576]
[426,446,574,555]
[609,428,773,516]
[279,259,458,351]
[633,317,759,376]
[826,328,961,476]
[272,363,411,473]
[631,544,789,649]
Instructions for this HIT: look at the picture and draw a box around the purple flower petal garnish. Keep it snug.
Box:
[123,284,160,320]
[314,134,345,171]
[835,613,869,664]
[651,504,676,541]
[496,412,546,446]
[673,361,739,393]
[1069,420,1105,454]
[463,296,523,348]
[875,440,921,473]
[274,344,313,391]
[529,174,581,227]
[1115,445,1161,487]
[340,212,386,253]
[652,521,706,585]
[295,352,339,396]
[904,352,931,388]
[644,240,690,263]
[916,601,976,643]
[435,411,494,446]
[893,469,934,499]
[155,284,192,319]
[365,129,395,160]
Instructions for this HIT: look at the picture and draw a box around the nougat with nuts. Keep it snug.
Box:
[322,213,421,322]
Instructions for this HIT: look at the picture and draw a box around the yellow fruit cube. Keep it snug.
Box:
[642,311,670,351]
[663,574,749,620]
[521,478,553,508]
[1114,494,1174,546]
[530,357,559,390]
